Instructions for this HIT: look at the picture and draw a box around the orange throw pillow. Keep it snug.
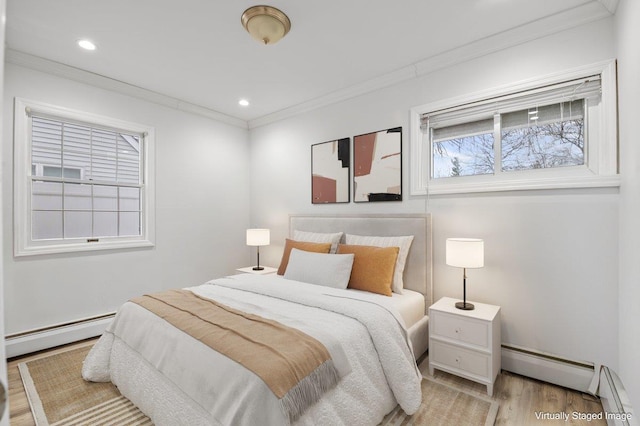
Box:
[277,239,332,275]
[337,244,399,296]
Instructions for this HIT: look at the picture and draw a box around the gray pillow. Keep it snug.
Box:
[284,248,354,289]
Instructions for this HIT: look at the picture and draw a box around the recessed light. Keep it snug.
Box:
[77,39,96,51]
[239,99,250,107]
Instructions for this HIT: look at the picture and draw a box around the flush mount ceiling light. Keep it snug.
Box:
[241,5,291,45]
[238,99,250,107]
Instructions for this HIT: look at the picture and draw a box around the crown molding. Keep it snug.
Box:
[248,1,613,129]
[5,49,249,129]
[5,1,614,132]
[412,1,612,78]
[597,0,619,14]
[248,66,417,129]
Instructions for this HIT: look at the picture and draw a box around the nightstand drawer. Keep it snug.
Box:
[431,310,489,348]
[430,340,490,378]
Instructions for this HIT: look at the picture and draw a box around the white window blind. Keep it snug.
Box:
[422,76,601,130]
[425,77,599,179]
[432,118,494,143]
[30,115,143,240]
[14,98,155,256]
[409,60,619,195]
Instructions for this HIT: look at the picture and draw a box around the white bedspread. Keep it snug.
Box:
[83,273,422,425]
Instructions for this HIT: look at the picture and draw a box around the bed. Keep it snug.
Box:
[82,214,433,425]
[288,214,433,360]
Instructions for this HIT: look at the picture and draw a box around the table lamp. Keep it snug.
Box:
[246,229,270,271]
[446,238,484,310]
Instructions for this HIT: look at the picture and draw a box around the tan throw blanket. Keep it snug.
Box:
[131,289,339,423]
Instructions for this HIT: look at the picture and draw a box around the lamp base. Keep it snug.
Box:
[455,301,475,310]
[252,266,264,271]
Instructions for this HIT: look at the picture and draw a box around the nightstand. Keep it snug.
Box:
[236,266,277,275]
[428,297,501,396]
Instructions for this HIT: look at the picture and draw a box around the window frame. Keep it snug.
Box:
[409,60,619,195]
[14,98,156,256]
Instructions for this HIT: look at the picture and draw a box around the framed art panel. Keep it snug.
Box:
[353,127,402,202]
[311,138,350,204]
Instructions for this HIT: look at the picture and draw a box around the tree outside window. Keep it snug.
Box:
[432,100,585,178]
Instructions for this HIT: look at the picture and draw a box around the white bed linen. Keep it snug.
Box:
[256,274,428,359]
[83,274,422,425]
[267,274,426,329]
[388,289,425,329]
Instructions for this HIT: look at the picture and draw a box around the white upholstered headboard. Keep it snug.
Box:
[289,214,433,309]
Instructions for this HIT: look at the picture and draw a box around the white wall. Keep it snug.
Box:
[250,18,619,370]
[0,1,8,423]
[2,63,251,335]
[615,0,640,413]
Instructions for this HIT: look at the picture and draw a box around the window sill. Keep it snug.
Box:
[413,174,620,196]
[14,239,155,257]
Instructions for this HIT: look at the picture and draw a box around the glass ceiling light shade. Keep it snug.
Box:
[241,5,291,45]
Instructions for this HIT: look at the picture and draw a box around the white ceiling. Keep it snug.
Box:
[6,1,614,126]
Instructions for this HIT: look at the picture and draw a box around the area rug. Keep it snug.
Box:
[20,343,498,426]
[18,343,151,425]
[381,376,499,426]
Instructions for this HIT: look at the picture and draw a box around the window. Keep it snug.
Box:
[14,98,155,256]
[410,60,619,195]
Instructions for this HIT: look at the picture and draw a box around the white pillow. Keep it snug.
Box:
[284,248,354,289]
[344,234,414,294]
[293,230,343,254]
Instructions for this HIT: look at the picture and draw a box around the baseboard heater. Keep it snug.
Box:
[501,344,595,393]
[503,345,637,425]
[598,366,637,426]
[5,312,115,359]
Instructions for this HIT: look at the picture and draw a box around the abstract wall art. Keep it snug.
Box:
[353,127,402,202]
[311,138,350,204]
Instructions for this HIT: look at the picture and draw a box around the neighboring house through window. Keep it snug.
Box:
[14,98,155,256]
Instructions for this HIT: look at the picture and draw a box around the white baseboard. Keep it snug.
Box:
[501,345,595,393]
[6,315,114,358]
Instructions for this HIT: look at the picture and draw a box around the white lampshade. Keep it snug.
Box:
[446,238,484,268]
[246,229,270,246]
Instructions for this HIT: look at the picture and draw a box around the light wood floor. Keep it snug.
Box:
[416,357,606,425]
[8,338,606,425]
